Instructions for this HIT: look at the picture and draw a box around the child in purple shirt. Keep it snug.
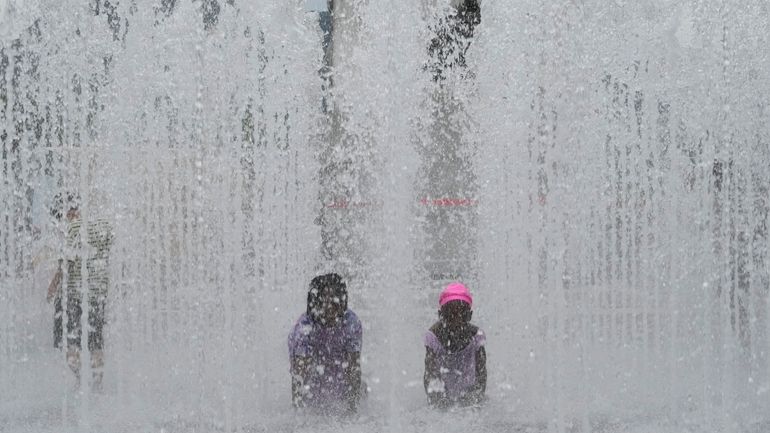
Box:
[424,282,487,408]
[288,273,362,415]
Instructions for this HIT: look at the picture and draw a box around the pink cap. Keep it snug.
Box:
[439,282,473,307]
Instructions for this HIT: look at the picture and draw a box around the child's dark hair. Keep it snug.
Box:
[439,300,472,324]
[307,273,347,320]
[50,191,80,221]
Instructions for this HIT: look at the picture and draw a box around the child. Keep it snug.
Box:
[288,273,363,415]
[424,282,487,408]
[47,192,113,391]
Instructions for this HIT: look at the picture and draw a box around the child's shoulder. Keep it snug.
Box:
[291,313,314,333]
[470,324,486,346]
[343,309,361,326]
[425,322,443,350]
[428,321,443,335]
[288,314,314,348]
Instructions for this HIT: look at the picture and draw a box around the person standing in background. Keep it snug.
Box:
[47,192,113,391]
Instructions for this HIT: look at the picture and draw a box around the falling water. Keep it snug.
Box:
[474,2,770,431]
[1,1,769,432]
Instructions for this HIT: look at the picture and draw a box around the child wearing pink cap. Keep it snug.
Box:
[423,282,487,408]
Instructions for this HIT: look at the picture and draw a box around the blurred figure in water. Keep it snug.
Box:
[288,273,363,415]
[47,192,113,392]
[424,282,487,408]
[427,0,482,81]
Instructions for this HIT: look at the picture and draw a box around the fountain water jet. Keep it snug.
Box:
[0,1,769,432]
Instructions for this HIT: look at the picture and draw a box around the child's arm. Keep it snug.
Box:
[46,259,63,302]
[344,351,362,413]
[475,345,487,395]
[424,347,449,408]
[459,345,487,406]
[290,356,313,408]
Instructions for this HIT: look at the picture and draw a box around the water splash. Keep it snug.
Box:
[1,1,769,432]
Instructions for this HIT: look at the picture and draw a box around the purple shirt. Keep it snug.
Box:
[288,310,362,406]
[424,329,485,400]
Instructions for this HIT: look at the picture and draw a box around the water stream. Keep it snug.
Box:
[1,1,769,432]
